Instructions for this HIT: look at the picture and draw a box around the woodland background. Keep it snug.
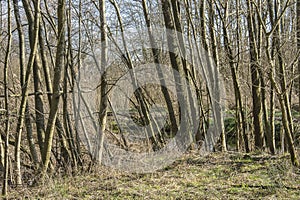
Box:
[0,0,300,198]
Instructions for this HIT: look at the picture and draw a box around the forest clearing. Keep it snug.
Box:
[3,152,300,199]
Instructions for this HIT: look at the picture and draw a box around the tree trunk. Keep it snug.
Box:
[246,0,264,149]
[41,0,65,177]
[217,0,250,152]
[110,0,162,149]
[95,0,108,163]
[297,0,300,109]
[2,0,12,195]
[14,0,40,185]
[161,0,192,150]
[208,0,226,152]
[141,0,178,135]
[264,0,298,166]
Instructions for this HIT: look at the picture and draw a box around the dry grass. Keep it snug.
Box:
[3,152,300,199]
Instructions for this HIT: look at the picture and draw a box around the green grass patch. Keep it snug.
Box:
[4,152,300,199]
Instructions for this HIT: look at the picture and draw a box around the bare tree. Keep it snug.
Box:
[2,0,12,195]
[246,0,264,149]
[297,0,300,109]
[141,0,178,135]
[41,0,66,178]
[94,0,108,163]
[14,0,41,185]
[216,0,250,152]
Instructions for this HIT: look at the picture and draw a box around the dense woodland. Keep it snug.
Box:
[0,0,300,197]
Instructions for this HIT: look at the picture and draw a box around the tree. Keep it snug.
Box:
[297,0,300,110]
[246,0,264,149]
[41,0,66,177]
[14,0,41,185]
[216,0,250,152]
[141,0,178,135]
[95,0,108,163]
[2,0,12,195]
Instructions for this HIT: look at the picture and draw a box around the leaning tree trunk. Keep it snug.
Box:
[141,0,178,135]
[14,0,40,165]
[41,0,66,178]
[264,0,298,166]
[14,0,40,185]
[274,16,298,166]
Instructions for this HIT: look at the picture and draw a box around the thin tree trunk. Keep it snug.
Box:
[64,4,80,170]
[171,0,199,148]
[161,0,192,149]
[33,58,46,156]
[13,0,39,164]
[208,0,226,151]
[95,0,108,163]
[267,0,278,155]
[41,0,66,177]
[236,0,250,152]
[184,0,208,148]
[2,0,12,195]
[141,0,178,135]
[246,0,264,149]
[256,0,273,153]
[109,0,161,149]
[217,0,250,152]
[297,0,300,109]
[39,17,71,166]
[15,0,40,185]
[264,1,299,166]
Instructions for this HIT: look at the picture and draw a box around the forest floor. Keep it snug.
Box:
[4,151,300,199]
